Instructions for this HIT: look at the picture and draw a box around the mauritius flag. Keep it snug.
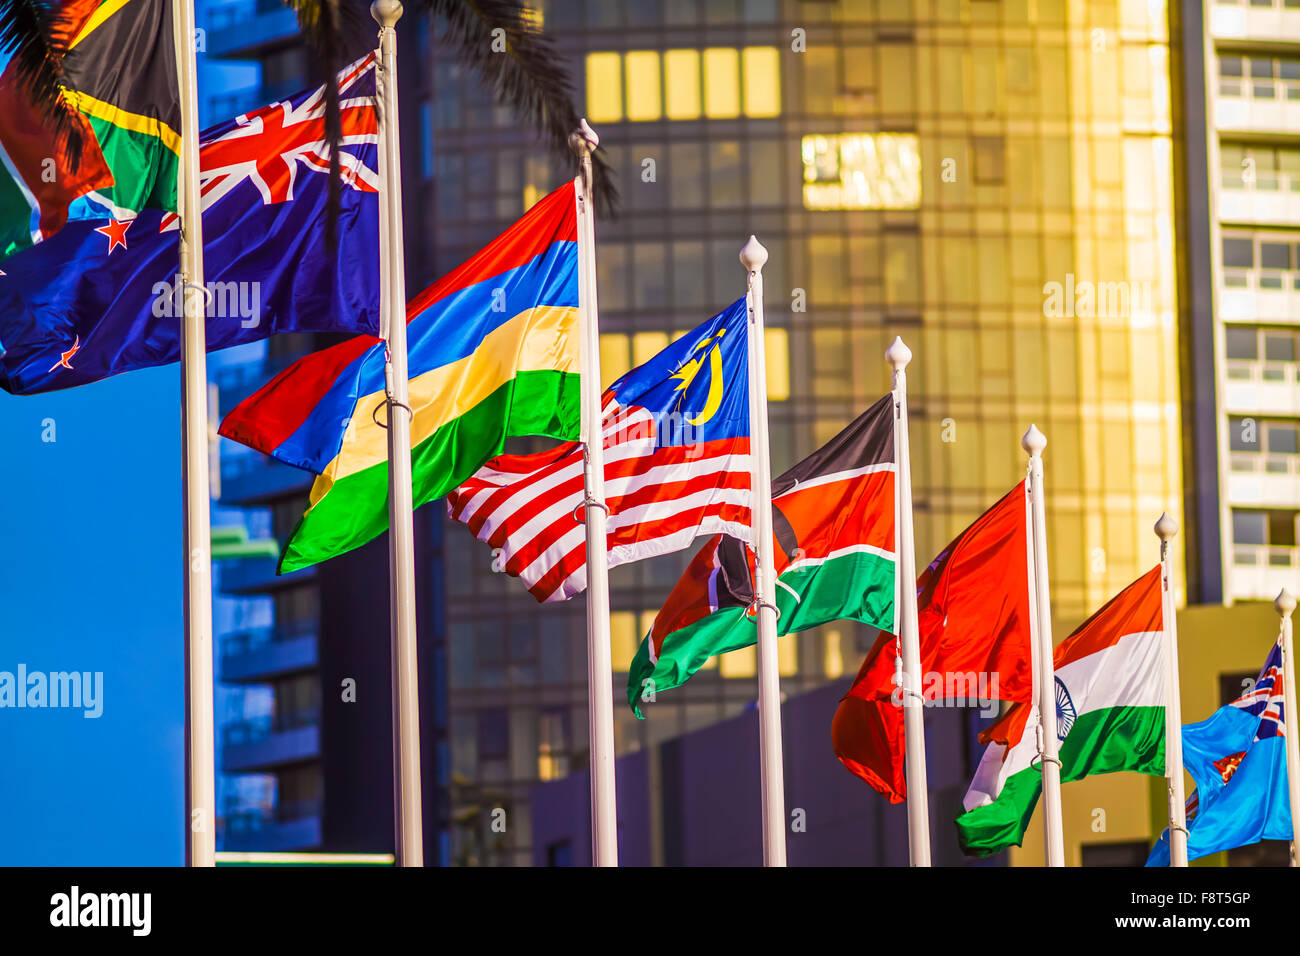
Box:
[627,393,897,716]
[0,53,380,394]
[220,182,581,573]
[955,566,1168,855]
[0,0,180,261]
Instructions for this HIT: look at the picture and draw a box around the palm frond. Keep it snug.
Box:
[284,0,371,251]
[0,0,86,167]
[424,0,618,215]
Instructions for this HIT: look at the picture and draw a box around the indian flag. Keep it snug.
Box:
[955,565,1168,856]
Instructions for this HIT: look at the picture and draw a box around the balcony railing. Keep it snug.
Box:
[1230,451,1300,474]
[221,618,317,659]
[1220,172,1300,192]
[1219,77,1300,101]
[222,709,321,749]
[1225,359,1299,384]
[1232,542,1300,568]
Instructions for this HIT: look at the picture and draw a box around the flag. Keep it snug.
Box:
[220,180,582,573]
[447,298,751,604]
[832,481,1034,803]
[624,393,897,717]
[0,0,180,260]
[955,566,1167,855]
[0,53,381,394]
[1147,639,1291,865]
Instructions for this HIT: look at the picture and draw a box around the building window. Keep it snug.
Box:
[1080,841,1151,866]
[1221,233,1300,290]
[801,133,922,210]
[545,839,573,867]
[1220,142,1300,192]
[1232,509,1299,566]
[584,47,781,122]
[1218,54,1300,100]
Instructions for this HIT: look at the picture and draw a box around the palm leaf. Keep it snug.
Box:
[0,0,86,167]
[423,0,618,215]
[283,0,371,250]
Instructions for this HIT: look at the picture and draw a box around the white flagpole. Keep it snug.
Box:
[887,337,931,867]
[373,0,423,867]
[1275,589,1300,867]
[173,0,215,868]
[740,235,787,867]
[1155,513,1188,867]
[570,120,618,867]
[1022,424,1065,866]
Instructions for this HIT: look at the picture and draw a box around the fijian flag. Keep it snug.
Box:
[0,53,381,395]
[625,393,898,716]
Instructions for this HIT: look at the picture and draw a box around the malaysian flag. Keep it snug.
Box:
[447,298,752,603]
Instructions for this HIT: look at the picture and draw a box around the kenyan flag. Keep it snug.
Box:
[627,393,897,715]
[955,565,1168,856]
[0,0,179,261]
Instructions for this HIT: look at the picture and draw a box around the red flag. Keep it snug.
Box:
[832,480,1035,802]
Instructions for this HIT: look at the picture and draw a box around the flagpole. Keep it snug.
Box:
[1275,588,1300,867]
[741,236,787,867]
[570,120,619,867]
[1023,425,1065,867]
[373,0,423,867]
[887,337,931,867]
[173,0,215,868]
[1155,513,1188,867]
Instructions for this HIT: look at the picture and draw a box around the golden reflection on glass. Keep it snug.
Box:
[801,133,922,210]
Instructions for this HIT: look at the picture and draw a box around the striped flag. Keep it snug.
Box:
[447,298,751,603]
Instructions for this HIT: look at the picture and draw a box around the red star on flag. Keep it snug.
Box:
[94,218,132,254]
[47,335,81,372]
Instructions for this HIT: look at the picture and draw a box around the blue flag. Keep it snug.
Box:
[0,55,381,395]
[1147,639,1292,865]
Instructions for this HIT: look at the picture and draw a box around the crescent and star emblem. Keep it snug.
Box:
[669,328,726,426]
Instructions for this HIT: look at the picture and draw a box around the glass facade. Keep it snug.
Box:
[418,0,1185,865]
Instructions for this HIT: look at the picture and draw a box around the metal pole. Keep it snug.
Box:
[373,0,423,867]
[1023,424,1065,866]
[887,337,931,867]
[1155,513,1188,867]
[741,236,787,867]
[570,120,619,867]
[1275,589,1300,867]
[173,0,215,868]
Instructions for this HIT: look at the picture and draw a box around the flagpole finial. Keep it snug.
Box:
[885,336,912,372]
[1155,511,1178,542]
[569,119,599,157]
[740,235,768,272]
[1276,589,1296,619]
[371,0,404,27]
[1021,423,1046,457]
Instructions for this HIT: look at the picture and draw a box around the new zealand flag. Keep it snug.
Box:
[0,54,381,395]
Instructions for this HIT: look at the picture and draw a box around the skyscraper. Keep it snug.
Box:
[1178,0,1300,606]
[424,0,1185,865]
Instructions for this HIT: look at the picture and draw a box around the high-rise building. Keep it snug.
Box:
[425,0,1185,865]
[1178,0,1300,605]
